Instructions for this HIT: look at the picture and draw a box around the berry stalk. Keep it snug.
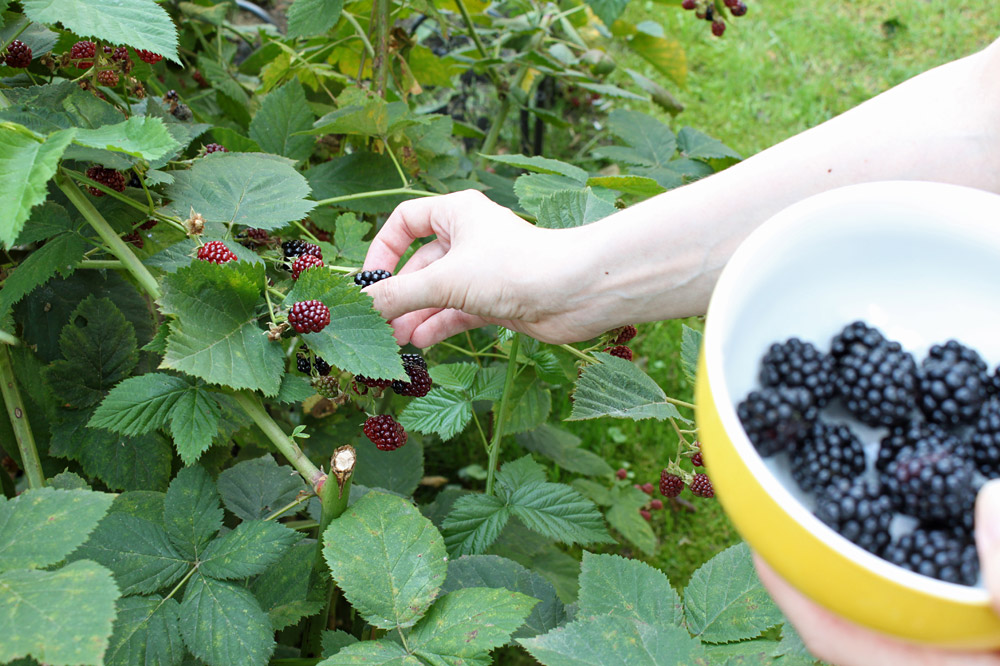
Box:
[485,333,521,496]
[232,391,323,490]
[312,186,437,208]
[0,345,44,489]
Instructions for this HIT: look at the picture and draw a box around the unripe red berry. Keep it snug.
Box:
[288,300,331,333]
[660,470,684,498]
[604,345,634,361]
[134,49,163,64]
[691,451,704,467]
[363,415,407,451]
[614,325,637,345]
[641,482,655,495]
[4,40,32,68]
[730,2,748,16]
[690,473,714,498]
[711,20,726,36]
[682,0,696,9]
[85,166,126,196]
[196,240,237,264]
[639,509,652,521]
[291,253,324,280]
[616,468,628,480]
[70,41,96,68]
[204,143,228,154]
[650,499,664,510]
[97,69,119,87]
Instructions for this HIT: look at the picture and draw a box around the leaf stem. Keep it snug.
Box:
[454,0,490,59]
[485,333,520,496]
[264,494,312,521]
[78,259,125,269]
[291,219,321,243]
[384,142,409,188]
[372,0,390,97]
[341,10,376,59]
[62,168,187,232]
[0,330,20,346]
[232,391,323,488]
[436,340,504,360]
[559,343,599,364]
[470,410,490,455]
[666,396,696,410]
[0,345,44,488]
[312,187,436,207]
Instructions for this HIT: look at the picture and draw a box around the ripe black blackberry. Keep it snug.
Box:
[401,353,427,371]
[363,415,407,451]
[736,386,817,457]
[690,473,714,498]
[791,421,867,491]
[296,346,331,376]
[288,300,330,334]
[296,353,311,374]
[832,322,917,427]
[881,437,978,524]
[392,364,432,397]
[759,337,836,407]
[196,240,237,264]
[291,254,324,280]
[971,399,1000,479]
[814,478,893,556]
[918,339,990,426]
[282,239,323,261]
[354,269,392,287]
[875,419,951,473]
[883,527,978,586]
[85,166,126,196]
[4,40,31,68]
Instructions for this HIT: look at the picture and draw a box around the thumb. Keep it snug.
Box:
[976,479,1000,614]
[364,263,452,323]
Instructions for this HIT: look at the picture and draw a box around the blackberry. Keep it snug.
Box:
[288,300,330,334]
[138,219,158,230]
[392,364,432,397]
[682,0,696,8]
[736,386,817,457]
[690,473,714,498]
[4,40,32,68]
[882,438,978,524]
[110,45,131,72]
[401,353,427,370]
[85,166,127,196]
[691,451,704,467]
[971,399,1000,479]
[314,376,339,400]
[731,2,747,17]
[363,415,407,451]
[296,354,311,374]
[291,254,324,280]
[616,468,628,480]
[660,470,684,498]
[204,143,228,154]
[639,509,652,521]
[604,345,633,361]
[196,240,237,264]
[876,420,951,473]
[134,49,163,64]
[814,478,893,556]
[918,340,990,426]
[613,325,637,345]
[711,20,726,36]
[312,355,330,376]
[791,421,866,491]
[245,228,269,242]
[832,322,918,427]
[164,89,179,102]
[354,375,392,392]
[296,346,331,376]
[759,337,836,407]
[883,528,978,586]
[354,269,392,287]
[97,70,119,87]
[650,499,664,510]
[122,231,143,249]
[282,239,323,261]
[71,41,96,68]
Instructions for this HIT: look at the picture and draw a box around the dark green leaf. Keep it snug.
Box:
[508,483,614,548]
[72,116,180,164]
[167,383,222,464]
[251,540,325,630]
[481,154,587,183]
[513,173,585,216]
[249,80,316,162]
[316,640,419,665]
[179,573,275,666]
[0,81,120,135]
[569,353,687,422]
[442,493,510,556]
[607,109,676,167]
[104,595,184,666]
[48,471,89,490]
[681,324,702,387]
[429,362,479,390]
[144,238,197,273]
[287,0,343,38]
[578,552,683,627]
[108,491,166,523]
[707,639,783,665]
[516,425,614,477]
[605,484,657,556]
[494,455,547,494]
[217,455,306,521]
[89,373,200,436]
[320,630,359,658]
[398,387,472,440]
[332,213,371,263]
[200,520,300,579]
[677,127,741,160]
[163,466,223,559]
[352,435,424,497]
[504,378,552,435]
[13,200,75,245]
[0,232,85,320]
[273,373,315,404]
[306,153,410,215]
[487,519,581,604]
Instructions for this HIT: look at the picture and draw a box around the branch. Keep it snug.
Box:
[0,345,44,488]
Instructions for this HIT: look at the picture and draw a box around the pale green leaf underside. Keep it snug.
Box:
[481,153,587,183]
[568,353,687,422]
[286,0,343,38]
[536,188,617,229]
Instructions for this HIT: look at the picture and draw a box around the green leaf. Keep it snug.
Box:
[22,0,179,62]
[681,324,702,387]
[0,81,120,134]
[217,455,306,521]
[48,470,90,490]
[608,109,677,167]
[441,493,510,556]
[284,268,405,381]
[586,175,666,199]
[408,587,538,661]
[487,520,581,604]
[772,622,820,665]
[13,200,75,245]
[520,615,706,666]
[0,487,113,572]
[104,595,184,666]
[273,373,315,404]
[481,153,587,183]
[569,353,687,422]
[200,520,300,579]
[321,630,359,658]
[332,212,371,263]
[430,362,479,390]
[316,641,420,665]
[71,513,189,596]
[167,383,222,464]
[163,466,223,559]
[504,376,552,435]
[108,490,166,523]
[578,552,683,627]
[507,483,614,548]
[352,436,424,497]
[628,31,687,87]
[513,173,586,216]
[0,560,121,666]
[287,0,343,38]
[0,232,86,320]
[677,127,741,160]
[516,425,614,477]
[306,153,410,215]
[179,573,275,666]
[495,455,548,492]
[159,261,284,396]
[706,639,783,665]
[322,492,447,629]
[73,116,180,163]
[587,0,629,27]
[251,541,325,630]
[89,373,201,436]
[0,125,75,249]
[398,387,472,440]
[249,80,316,162]
[162,153,315,232]
[604,484,657,556]
[683,543,784,644]
[442,555,567,640]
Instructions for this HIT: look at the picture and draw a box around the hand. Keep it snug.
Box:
[754,480,1000,666]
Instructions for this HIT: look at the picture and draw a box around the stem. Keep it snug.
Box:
[455,0,489,58]
[56,172,163,300]
[470,410,490,455]
[291,219,321,243]
[0,346,44,488]
[232,391,323,488]
[436,340,504,360]
[342,11,376,59]
[264,494,311,521]
[666,397,696,410]
[560,343,599,364]
[485,333,520,496]
[0,330,20,346]
[313,187,436,207]
[78,259,125,270]
[372,0,390,97]
[63,168,186,232]
[384,142,409,188]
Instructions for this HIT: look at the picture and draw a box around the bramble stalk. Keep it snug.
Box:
[62,168,187,232]
[78,259,125,270]
[372,0,389,97]
[56,171,163,300]
[312,187,436,207]
[485,333,521,496]
[559,343,599,364]
[0,345,44,488]
[232,391,323,489]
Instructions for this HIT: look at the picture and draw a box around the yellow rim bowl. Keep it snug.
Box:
[696,181,1000,649]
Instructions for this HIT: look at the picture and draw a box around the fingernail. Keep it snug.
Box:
[975,479,1000,555]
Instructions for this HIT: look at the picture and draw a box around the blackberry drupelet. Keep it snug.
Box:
[918,339,990,426]
[791,421,867,491]
[614,325,637,345]
[690,473,714,498]
[736,386,817,457]
[282,239,323,261]
[401,353,427,371]
[196,240,237,264]
[834,328,918,427]
[97,70,119,86]
[134,49,163,64]
[4,40,31,68]
[830,320,886,360]
[291,254,324,280]
[970,399,1000,479]
[85,166,127,196]
[288,300,330,333]
[814,478,893,556]
[876,419,951,473]
[882,437,978,524]
[392,364,432,397]
[660,470,684,498]
[363,415,407,451]
[604,345,633,361]
[759,337,836,407]
[354,269,392,287]
[883,527,978,586]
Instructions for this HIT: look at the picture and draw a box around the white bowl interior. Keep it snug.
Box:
[705,180,1000,603]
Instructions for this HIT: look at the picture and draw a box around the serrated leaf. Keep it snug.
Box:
[163,466,223,559]
[508,483,614,548]
[607,109,676,167]
[0,487,113,572]
[772,622,819,665]
[516,425,614,477]
[481,154,587,183]
[167,383,221,464]
[505,377,551,435]
[108,490,166,523]
[104,595,184,666]
[200,520,300,579]
[331,212,371,263]
[495,455,547,493]
[681,323,703,386]
[274,373,315,404]
[287,0,343,38]
[470,365,505,401]
[521,615,705,666]
[398,388,472,440]
[0,232,85,319]
[569,353,687,422]
[586,175,666,199]
[89,373,200,436]
[48,471,90,490]
[321,629,360,657]
[306,152,410,215]
[513,173,585,216]
[284,268,405,381]
[352,436,424,497]
[73,116,180,163]
[71,513,189,596]
[251,541,324,630]
[536,187,618,229]
[217,455,306,521]
[587,0,628,27]
[684,543,784,644]
[409,587,537,661]
[249,80,316,162]
[162,153,315,231]
[159,261,284,396]
[706,639,782,665]
[578,552,683,627]
[13,200,75,245]
[22,0,178,62]
[605,485,658,556]
[179,573,275,666]
[0,81,119,135]
[429,362,478,390]
[442,493,510,556]
[323,492,447,629]
[144,238,197,273]
[0,125,75,249]
[317,640,420,665]
[677,127,741,161]
[487,520,581,605]
[442,555,567,640]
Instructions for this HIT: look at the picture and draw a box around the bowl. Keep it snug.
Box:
[695,180,1000,648]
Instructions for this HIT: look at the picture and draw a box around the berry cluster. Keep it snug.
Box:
[354,270,392,287]
[4,40,32,68]
[288,300,330,334]
[282,239,323,262]
[204,143,228,154]
[682,0,748,37]
[296,345,331,376]
[85,166,126,196]
[738,321,996,585]
[391,353,432,397]
[196,240,237,264]
[70,40,96,68]
[363,415,407,451]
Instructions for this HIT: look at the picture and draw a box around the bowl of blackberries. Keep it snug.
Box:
[695,181,1000,648]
